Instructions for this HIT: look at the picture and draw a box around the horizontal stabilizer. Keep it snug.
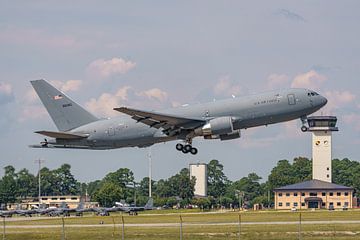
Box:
[35,130,89,139]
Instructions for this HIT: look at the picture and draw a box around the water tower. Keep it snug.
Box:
[307,116,338,182]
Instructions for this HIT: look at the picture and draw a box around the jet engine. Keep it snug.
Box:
[195,116,239,137]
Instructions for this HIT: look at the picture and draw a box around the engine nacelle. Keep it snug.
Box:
[219,130,241,141]
[195,117,234,136]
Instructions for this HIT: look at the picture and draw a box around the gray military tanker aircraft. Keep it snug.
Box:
[30,79,327,154]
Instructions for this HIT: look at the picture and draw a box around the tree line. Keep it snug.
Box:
[1,157,359,208]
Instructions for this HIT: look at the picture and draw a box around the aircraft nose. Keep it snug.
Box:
[319,95,328,107]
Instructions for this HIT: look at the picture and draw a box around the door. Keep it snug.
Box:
[287,94,296,105]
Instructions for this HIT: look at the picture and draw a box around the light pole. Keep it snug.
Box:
[35,159,45,205]
[148,148,152,198]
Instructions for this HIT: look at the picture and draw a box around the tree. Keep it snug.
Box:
[227,173,262,207]
[53,164,80,195]
[207,160,230,199]
[0,166,18,205]
[93,182,124,207]
[103,168,134,200]
[138,177,155,197]
[16,168,37,198]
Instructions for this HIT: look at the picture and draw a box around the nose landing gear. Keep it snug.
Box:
[300,116,308,132]
[175,143,198,155]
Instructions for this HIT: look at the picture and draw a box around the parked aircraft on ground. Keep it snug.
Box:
[30,80,327,154]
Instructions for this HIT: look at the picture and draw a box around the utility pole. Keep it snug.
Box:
[148,148,152,198]
[34,159,45,205]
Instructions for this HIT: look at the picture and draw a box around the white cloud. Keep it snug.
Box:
[50,80,83,92]
[267,74,289,90]
[137,88,168,102]
[87,58,136,78]
[86,86,132,117]
[213,75,242,97]
[291,70,326,89]
[18,105,47,122]
[85,86,169,117]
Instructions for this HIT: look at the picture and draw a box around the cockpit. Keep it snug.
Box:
[307,91,319,97]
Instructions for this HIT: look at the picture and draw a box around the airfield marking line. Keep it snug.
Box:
[5,220,360,229]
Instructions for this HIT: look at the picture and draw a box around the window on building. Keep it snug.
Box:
[279,202,283,207]
[60,197,66,200]
[286,193,290,197]
[345,192,349,196]
[344,202,349,207]
[329,192,333,196]
[327,167,329,170]
[286,202,290,207]
[294,202,298,207]
[301,192,305,196]
[42,198,48,200]
[337,202,341,206]
[322,192,326,196]
[294,193,298,197]
[329,202,334,206]
[322,202,326,207]
[301,202,305,207]
[71,197,78,200]
[327,174,330,178]
[278,193,282,197]
[51,198,57,200]
[309,192,317,197]
[337,192,341,196]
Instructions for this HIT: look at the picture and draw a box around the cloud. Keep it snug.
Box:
[276,9,306,22]
[50,80,83,92]
[0,82,14,104]
[267,74,289,90]
[86,86,132,117]
[85,86,169,117]
[137,88,168,102]
[291,70,327,90]
[213,75,242,97]
[86,58,136,78]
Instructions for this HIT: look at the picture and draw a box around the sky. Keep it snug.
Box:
[0,1,359,183]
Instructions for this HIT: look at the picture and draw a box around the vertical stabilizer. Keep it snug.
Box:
[31,79,98,131]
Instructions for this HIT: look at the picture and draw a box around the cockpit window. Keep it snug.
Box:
[308,91,319,97]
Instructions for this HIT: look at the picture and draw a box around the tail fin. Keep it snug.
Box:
[31,79,98,131]
[145,198,153,209]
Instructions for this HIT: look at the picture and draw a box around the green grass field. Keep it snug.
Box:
[2,209,360,239]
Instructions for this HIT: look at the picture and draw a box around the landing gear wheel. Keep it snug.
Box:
[190,147,198,155]
[182,148,189,154]
[184,144,192,152]
[301,126,308,132]
[176,143,183,151]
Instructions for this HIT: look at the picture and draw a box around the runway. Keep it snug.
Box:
[5,220,360,229]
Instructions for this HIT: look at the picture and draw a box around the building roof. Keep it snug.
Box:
[274,179,353,191]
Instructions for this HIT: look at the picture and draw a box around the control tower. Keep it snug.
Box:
[307,116,338,182]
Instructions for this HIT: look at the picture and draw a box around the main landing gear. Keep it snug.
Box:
[300,116,308,132]
[176,143,198,155]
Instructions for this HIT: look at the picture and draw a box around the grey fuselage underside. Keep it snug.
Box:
[48,88,326,150]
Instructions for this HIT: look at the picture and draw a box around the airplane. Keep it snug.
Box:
[30,79,327,154]
[93,198,153,216]
[116,198,154,215]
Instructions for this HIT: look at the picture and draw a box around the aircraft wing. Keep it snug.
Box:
[114,107,205,136]
[35,130,89,139]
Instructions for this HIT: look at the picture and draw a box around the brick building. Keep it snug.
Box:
[274,179,354,210]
